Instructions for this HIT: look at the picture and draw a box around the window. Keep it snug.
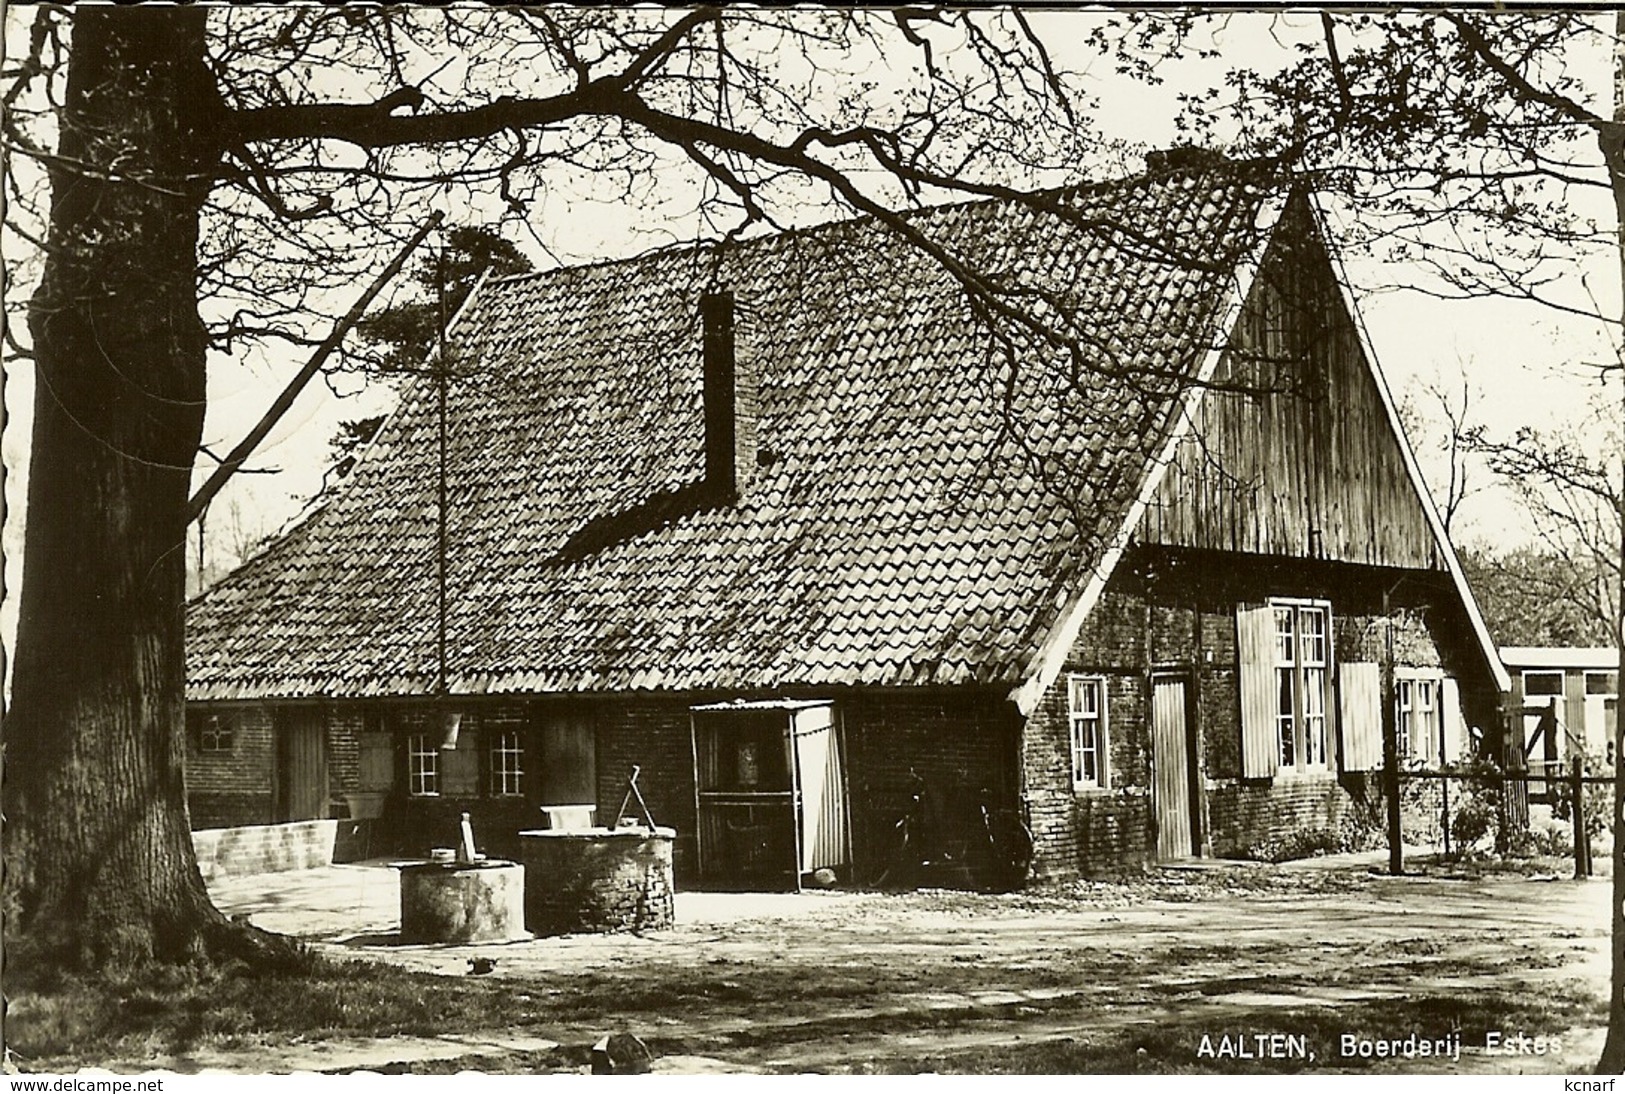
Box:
[1585,671,1618,696]
[1067,675,1108,789]
[196,713,234,754]
[490,730,524,797]
[1396,673,1440,762]
[1268,601,1330,771]
[407,733,439,796]
[1524,671,1564,697]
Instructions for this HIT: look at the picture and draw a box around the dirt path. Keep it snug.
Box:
[199,862,1610,1074]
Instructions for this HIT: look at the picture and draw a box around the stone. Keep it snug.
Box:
[591,1031,653,1075]
[519,828,675,936]
[397,861,527,944]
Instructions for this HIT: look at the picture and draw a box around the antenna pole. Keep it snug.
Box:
[436,242,449,701]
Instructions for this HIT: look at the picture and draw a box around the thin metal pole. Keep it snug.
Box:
[436,245,449,701]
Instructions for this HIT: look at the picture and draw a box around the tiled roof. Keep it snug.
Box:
[186,167,1275,700]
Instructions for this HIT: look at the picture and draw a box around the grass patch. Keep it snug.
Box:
[5,957,574,1071]
[1398,851,1602,881]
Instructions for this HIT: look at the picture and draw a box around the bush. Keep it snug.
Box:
[1244,825,1344,864]
[1450,795,1496,848]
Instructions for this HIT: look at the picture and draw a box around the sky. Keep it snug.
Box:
[4,8,1622,668]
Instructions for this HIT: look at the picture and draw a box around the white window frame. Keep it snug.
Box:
[1522,670,1564,698]
[1395,669,1443,763]
[408,732,439,797]
[490,729,525,797]
[1067,674,1109,791]
[1267,598,1331,775]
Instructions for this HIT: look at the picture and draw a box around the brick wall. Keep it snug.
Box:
[594,699,698,862]
[188,792,274,830]
[327,706,363,801]
[184,705,275,829]
[1019,545,1483,877]
[520,830,676,936]
[840,690,1020,884]
[378,704,541,861]
[191,819,336,880]
[1206,772,1383,858]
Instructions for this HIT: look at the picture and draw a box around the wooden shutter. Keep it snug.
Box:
[359,731,395,791]
[441,723,481,796]
[1338,662,1382,772]
[1236,604,1279,779]
[1441,677,1464,764]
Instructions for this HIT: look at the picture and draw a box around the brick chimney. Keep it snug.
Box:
[700,290,757,501]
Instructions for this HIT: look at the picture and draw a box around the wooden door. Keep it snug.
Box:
[277,710,328,822]
[1152,677,1193,860]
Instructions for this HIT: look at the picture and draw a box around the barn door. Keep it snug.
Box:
[1152,676,1194,860]
[276,709,328,822]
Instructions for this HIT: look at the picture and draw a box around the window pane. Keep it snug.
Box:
[1299,608,1327,666]
[1068,676,1105,787]
[1276,667,1295,765]
[1274,608,1296,663]
[409,732,438,796]
[1586,672,1618,696]
[1524,672,1564,697]
[491,730,524,796]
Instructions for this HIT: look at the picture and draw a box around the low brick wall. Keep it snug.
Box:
[191,819,337,880]
[520,827,675,936]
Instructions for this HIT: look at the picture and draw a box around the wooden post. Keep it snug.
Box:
[1574,755,1592,880]
[1382,604,1402,875]
[1442,765,1452,857]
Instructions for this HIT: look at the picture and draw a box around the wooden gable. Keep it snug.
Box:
[1139,199,1445,572]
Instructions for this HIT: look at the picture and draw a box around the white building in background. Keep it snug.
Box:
[1501,647,1619,780]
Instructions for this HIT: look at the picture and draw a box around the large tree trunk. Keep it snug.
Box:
[1599,9,1625,1074]
[5,8,289,973]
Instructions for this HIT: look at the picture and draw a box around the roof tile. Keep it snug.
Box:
[187,168,1269,700]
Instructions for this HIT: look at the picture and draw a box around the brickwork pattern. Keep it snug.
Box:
[184,705,274,797]
[520,831,675,936]
[841,691,1018,884]
[1020,547,1478,877]
[188,792,274,830]
[191,819,336,880]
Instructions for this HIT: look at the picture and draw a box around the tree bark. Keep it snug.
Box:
[1597,9,1625,1074]
[5,8,292,973]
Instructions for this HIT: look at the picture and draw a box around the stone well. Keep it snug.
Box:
[397,860,528,944]
[518,826,676,936]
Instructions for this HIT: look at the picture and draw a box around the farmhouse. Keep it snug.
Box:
[184,154,1508,885]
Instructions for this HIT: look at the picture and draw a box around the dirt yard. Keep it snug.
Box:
[166,858,1610,1074]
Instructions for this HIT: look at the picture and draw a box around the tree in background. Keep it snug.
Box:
[327,225,535,482]
[1472,391,1622,648]
[1460,545,1616,648]
[1395,361,1486,538]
